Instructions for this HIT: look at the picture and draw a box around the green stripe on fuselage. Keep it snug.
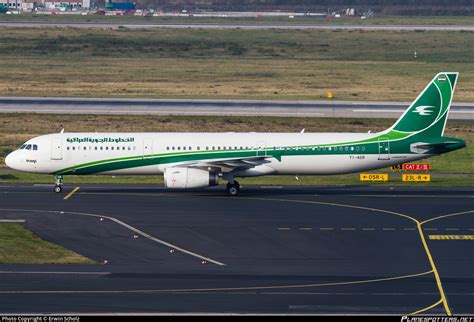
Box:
[56,135,415,175]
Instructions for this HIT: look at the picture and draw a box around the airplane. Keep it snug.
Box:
[4,72,466,196]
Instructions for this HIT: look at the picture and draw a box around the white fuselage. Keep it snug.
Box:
[5,132,428,177]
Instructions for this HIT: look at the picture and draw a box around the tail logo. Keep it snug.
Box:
[412,105,435,116]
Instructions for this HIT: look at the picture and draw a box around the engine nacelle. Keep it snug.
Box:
[164,167,219,189]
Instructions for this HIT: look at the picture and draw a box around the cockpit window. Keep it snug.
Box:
[19,144,26,149]
[25,144,32,150]
[33,145,38,151]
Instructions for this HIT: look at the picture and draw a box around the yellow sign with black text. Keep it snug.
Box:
[429,235,474,241]
[391,164,403,171]
[402,174,431,182]
[360,173,388,182]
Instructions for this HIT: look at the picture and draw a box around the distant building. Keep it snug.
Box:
[44,0,89,9]
[0,0,91,10]
[0,0,22,10]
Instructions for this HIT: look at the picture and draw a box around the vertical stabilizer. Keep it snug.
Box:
[389,72,458,137]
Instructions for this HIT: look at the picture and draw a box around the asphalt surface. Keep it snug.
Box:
[0,97,472,120]
[0,184,472,314]
[1,22,473,31]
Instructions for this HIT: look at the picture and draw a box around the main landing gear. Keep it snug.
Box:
[226,180,240,196]
[54,175,63,193]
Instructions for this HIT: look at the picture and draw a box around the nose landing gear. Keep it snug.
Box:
[54,175,63,193]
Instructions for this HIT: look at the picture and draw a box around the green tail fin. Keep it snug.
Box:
[390,72,458,137]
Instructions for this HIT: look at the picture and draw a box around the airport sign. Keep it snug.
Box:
[429,235,474,240]
[360,173,388,182]
[391,163,430,171]
[391,164,403,171]
[403,163,430,171]
[402,174,431,182]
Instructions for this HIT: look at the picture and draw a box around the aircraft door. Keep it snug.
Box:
[378,139,390,160]
[256,141,267,157]
[143,138,153,158]
[51,138,63,160]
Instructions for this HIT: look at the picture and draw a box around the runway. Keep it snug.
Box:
[1,22,473,31]
[0,97,473,120]
[0,184,472,314]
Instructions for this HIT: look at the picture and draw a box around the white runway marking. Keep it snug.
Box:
[0,208,226,267]
[0,219,25,223]
[0,271,110,275]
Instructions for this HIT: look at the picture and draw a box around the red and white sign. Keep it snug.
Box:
[403,163,431,171]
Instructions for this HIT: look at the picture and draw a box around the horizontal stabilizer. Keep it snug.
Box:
[413,141,460,149]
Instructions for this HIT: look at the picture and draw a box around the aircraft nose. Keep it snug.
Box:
[5,151,17,170]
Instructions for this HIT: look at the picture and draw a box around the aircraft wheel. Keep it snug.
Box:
[226,181,240,196]
[54,185,63,193]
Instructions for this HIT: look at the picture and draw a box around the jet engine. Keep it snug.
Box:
[164,167,219,189]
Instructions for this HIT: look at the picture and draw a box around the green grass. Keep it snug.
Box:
[0,223,95,264]
[1,14,474,26]
[0,171,472,187]
[0,113,472,187]
[0,27,473,101]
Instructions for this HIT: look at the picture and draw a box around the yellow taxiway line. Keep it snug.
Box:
[63,187,80,200]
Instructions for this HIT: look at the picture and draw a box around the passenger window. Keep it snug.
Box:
[177,147,181,150]
[84,147,87,151]
[197,147,200,150]
[95,147,98,150]
[189,147,191,150]
[111,147,114,150]
[67,147,70,150]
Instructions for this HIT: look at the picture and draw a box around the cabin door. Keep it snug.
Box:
[51,138,63,160]
[378,139,390,160]
[256,141,267,157]
[143,138,154,158]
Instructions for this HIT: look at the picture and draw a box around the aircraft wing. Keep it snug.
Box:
[171,153,282,173]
